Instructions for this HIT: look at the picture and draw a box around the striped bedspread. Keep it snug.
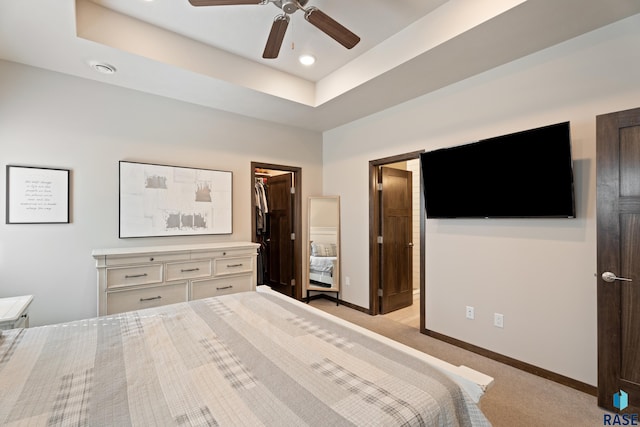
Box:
[0,289,491,426]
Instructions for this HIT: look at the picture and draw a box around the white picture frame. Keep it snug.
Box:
[119,161,232,238]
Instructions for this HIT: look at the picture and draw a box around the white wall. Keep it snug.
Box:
[323,14,640,386]
[0,60,323,326]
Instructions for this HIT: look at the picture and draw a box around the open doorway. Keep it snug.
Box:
[251,162,303,300]
[369,151,425,331]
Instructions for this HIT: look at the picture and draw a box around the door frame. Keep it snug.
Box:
[368,150,425,330]
[251,161,303,301]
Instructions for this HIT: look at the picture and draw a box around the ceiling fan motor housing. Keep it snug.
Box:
[275,0,308,14]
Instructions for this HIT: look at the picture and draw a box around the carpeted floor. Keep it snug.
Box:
[308,297,609,427]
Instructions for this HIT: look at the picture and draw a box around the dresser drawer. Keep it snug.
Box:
[106,282,188,315]
[105,252,189,266]
[106,264,163,289]
[166,259,212,282]
[195,248,254,260]
[191,275,253,300]
[213,256,254,276]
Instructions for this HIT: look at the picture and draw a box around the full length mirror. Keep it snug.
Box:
[307,196,340,299]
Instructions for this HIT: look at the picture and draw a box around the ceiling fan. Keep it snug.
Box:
[188,0,361,59]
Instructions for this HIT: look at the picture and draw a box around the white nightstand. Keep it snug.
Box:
[0,295,33,330]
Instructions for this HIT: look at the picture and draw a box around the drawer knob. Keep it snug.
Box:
[140,296,162,302]
[181,268,200,273]
[125,273,148,279]
[227,263,244,268]
[216,286,233,291]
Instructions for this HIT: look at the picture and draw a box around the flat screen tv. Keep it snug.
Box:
[420,122,576,219]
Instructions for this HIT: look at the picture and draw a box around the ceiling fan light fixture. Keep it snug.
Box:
[280,0,298,14]
[298,54,315,66]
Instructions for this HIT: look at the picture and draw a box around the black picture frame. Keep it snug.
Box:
[6,165,70,224]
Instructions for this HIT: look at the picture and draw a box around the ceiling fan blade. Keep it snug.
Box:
[188,0,263,6]
[304,7,360,49]
[263,15,289,59]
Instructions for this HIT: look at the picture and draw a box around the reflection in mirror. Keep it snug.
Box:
[307,196,340,301]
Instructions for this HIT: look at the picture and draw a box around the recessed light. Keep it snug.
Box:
[88,61,117,75]
[299,54,316,66]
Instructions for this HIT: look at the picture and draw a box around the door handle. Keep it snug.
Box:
[602,272,633,283]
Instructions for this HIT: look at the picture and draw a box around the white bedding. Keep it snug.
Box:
[309,255,336,273]
[261,288,494,404]
[0,287,493,426]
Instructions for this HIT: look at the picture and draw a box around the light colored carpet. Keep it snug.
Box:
[309,297,607,427]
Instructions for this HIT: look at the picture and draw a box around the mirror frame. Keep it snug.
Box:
[306,196,341,296]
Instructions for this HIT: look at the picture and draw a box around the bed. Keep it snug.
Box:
[0,287,492,426]
[309,253,337,287]
[309,227,339,288]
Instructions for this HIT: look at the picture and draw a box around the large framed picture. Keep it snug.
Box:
[6,165,70,224]
[119,161,232,238]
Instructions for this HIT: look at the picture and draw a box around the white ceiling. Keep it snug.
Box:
[1,0,640,132]
[89,0,448,82]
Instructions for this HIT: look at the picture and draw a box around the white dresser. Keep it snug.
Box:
[92,242,259,316]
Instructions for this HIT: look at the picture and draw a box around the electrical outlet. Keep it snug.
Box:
[494,313,504,328]
[345,276,350,286]
[465,306,475,320]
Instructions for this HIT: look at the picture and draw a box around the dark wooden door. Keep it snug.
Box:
[380,167,413,314]
[597,107,640,412]
[266,173,294,297]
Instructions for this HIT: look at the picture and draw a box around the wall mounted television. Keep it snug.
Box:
[420,121,576,219]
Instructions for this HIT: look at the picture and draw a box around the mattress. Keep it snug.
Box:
[0,288,492,426]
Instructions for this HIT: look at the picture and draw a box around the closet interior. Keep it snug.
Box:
[253,165,297,298]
